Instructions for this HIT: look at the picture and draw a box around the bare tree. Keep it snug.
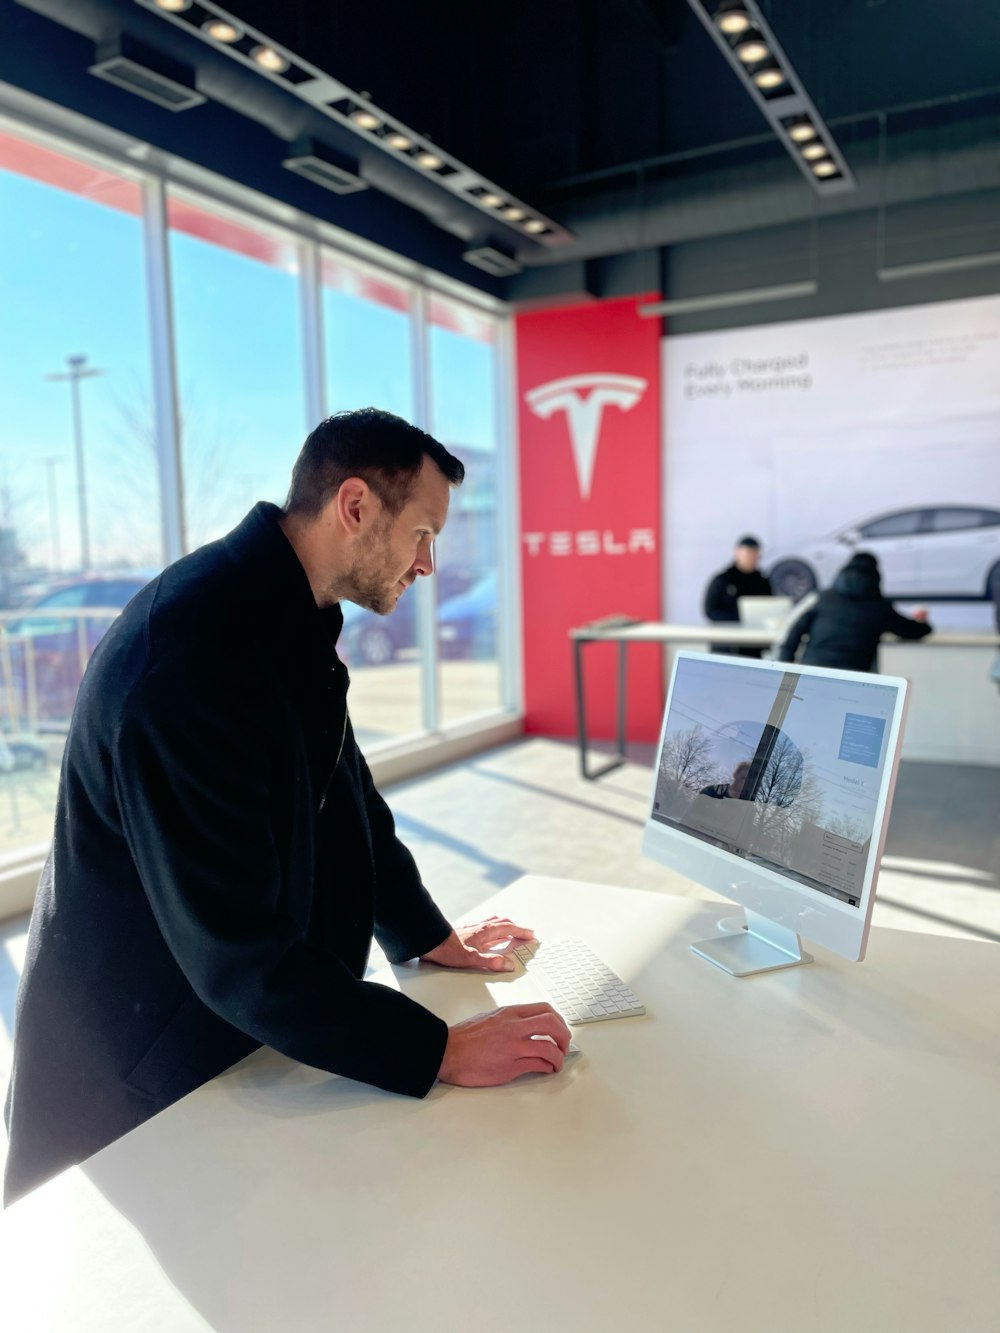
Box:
[99,383,250,562]
[755,733,804,808]
[750,759,824,862]
[659,725,718,793]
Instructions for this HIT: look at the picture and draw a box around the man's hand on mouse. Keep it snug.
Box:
[420,916,535,973]
[437,1003,572,1086]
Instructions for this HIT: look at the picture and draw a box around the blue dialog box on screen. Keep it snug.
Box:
[838,713,886,768]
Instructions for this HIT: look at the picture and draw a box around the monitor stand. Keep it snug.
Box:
[691,909,813,977]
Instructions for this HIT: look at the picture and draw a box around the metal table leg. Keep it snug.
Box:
[574,637,629,781]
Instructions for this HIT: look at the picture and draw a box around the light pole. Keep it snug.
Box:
[44,354,106,570]
[38,455,63,572]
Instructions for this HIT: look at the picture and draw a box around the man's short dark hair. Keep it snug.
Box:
[736,535,761,549]
[284,407,464,519]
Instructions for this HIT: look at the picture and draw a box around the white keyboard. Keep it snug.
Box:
[511,937,645,1024]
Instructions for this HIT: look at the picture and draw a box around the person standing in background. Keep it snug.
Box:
[703,535,772,658]
[778,550,931,671]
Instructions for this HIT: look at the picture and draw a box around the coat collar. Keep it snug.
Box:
[221,502,344,646]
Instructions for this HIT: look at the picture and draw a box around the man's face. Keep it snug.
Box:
[345,457,452,616]
[729,762,752,798]
[734,543,760,573]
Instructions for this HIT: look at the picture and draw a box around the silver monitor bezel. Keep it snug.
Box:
[642,650,909,962]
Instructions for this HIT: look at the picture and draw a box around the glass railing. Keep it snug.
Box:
[0,607,123,735]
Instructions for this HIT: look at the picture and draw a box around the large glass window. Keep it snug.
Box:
[321,252,421,744]
[167,192,306,549]
[0,129,158,857]
[427,295,502,727]
[0,117,514,879]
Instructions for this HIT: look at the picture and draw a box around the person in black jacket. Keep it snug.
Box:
[3,408,569,1206]
[778,551,931,671]
[703,535,773,658]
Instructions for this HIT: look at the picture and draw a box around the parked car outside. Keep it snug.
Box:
[2,572,155,727]
[338,568,480,667]
[437,571,497,659]
[0,736,48,772]
[765,506,1000,603]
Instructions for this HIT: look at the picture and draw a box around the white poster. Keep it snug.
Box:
[663,294,1000,630]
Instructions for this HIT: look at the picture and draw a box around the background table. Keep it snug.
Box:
[3,874,999,1333]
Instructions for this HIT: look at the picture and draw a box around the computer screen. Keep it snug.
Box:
[643,652,909,975]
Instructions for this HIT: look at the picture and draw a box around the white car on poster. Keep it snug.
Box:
[765,505,1000,603]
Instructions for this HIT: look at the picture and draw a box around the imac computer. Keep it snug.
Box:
[642,651,909,976]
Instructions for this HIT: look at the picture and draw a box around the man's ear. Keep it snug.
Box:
[332,477,370,536]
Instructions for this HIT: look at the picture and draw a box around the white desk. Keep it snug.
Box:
[3,875,1000,1333]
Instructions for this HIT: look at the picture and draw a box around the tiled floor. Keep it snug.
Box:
[2,737,998,1165]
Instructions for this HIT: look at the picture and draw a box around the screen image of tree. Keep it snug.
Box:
[651,659,898,905]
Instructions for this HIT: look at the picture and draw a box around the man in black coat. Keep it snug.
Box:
[703,535,773,658]
[3,408,569,1205]
[778,551,932,671]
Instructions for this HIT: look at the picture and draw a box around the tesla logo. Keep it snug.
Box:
[524,373,648,500]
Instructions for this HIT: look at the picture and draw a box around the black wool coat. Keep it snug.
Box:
[778,562,931,672]
[4,503,451,1205]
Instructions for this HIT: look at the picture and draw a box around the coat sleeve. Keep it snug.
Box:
[884,605,933,641]
[778,604,816,662]
[113,657,448,1097]
[356,751,453,964]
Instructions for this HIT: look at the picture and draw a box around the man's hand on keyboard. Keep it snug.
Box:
[437,1003,571,1086]
[420,917,535,973]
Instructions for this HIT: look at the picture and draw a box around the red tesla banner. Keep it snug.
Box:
[516,296,663,741]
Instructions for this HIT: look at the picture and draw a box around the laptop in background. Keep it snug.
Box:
[738,595,793,630]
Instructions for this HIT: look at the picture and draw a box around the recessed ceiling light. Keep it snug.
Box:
[753,66,785,90]
[714,5,751,35]
[801,141,828,160]
[384,131,413,151]
[351,109,380,131]
[524,219,546,234]
[813,160,838,177]
[503,205,525,221]
[202,18,242,42]
[415,150,444,170]
[251,45,289,73]
[735,36,769,63]
[154,0,192,11]
[788,121,818,143]
[480,192,503,208]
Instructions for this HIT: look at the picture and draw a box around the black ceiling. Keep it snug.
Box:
[4,0,1000,299]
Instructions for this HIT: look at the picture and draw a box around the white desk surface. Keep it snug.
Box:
[571,618,1000,648]
[3,875,1000,1333]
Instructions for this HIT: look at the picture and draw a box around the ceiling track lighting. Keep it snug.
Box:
[383,131,413,151]
[201,18,242,42]
[694,0,854,194]
[132,0,571,247]
[250,45,289,73]
[787,118,818,143]
[714,2,751,35]
[735,36,769,64]
[753,65,785,90]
